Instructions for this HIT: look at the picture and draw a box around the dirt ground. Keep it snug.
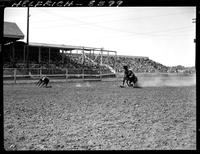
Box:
[3,77,196,150]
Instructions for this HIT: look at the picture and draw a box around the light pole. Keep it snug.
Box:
[27,7,29,45]
[26,7,30,69]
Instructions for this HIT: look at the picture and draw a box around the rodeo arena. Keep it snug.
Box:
[3,22,196,150]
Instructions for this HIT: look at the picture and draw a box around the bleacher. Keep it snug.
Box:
[3,41,194,75]
[84,54,169,73]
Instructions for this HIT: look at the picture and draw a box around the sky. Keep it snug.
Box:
[4,7,196,67]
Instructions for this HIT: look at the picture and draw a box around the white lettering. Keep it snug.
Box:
[52,1,56,6]
[28,1,35,7]
[43,0,52,7]
[22,0,29,7]
[11,0,22,7]
[35,1,43,7]
[57,1,64,7]
[88,0,95,6]
[108,0,115,6]
[63,1,73,7]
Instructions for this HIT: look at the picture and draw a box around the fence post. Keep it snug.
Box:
[40,68,42,77]
[14,68,17,84]
[100,67,102,80]
[66,68,68,81]
[82,68,84,80]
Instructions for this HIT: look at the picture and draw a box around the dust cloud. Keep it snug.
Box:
[137,74,196,87]
[75,82,91,88]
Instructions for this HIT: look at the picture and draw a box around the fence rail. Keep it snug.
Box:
[3,68,116,84]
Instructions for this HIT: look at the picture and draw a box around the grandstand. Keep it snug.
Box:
[3,22,117,80]
[3,41,117,73]
[2,22,117,75]
[2,39,180,75]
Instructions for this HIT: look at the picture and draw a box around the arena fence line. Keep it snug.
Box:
[3,68,116,84]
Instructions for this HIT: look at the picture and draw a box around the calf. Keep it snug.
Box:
[36,76,49,88]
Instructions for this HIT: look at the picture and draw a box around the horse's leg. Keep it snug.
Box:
[129,80,133,87]
[38,80,44,87]
[36,81,39,86]
[36,79,41,86]
[45,79,49,87]
[126,79,130,87]
[41,81,46,87]
[122,77,126,86]
[129,80,134,87]
[38,80,43,87]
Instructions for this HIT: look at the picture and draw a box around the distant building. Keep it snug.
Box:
[3,21,24,44]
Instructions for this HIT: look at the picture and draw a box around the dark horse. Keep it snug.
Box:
[122,66,138,87]
[36,76,50,87]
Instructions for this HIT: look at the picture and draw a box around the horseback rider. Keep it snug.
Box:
[122,65,138,87]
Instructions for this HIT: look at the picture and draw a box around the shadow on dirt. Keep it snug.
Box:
[38,85,52,88]
[119,85,142,88]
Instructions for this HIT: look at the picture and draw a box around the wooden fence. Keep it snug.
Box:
[3,68,116,84]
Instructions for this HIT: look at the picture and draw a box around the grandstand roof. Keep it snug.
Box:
[29,42,85,50]
[28,42,116,53]
[4,22,24,42]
